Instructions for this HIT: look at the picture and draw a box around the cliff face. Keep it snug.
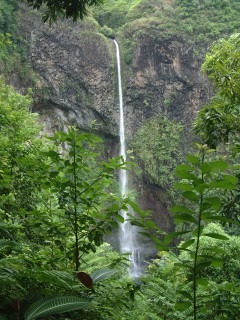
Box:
[17,5,212,231]
[124,34,211,137]
[122,34,211,230]
[19,7,118,137]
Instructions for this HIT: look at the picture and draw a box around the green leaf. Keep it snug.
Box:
[126,199,141,214]
[186,155,200,165]
[25,296,91,320]
[208,180,236,189]
[210,160,229,171]
[146,219,157,229]
[139,233,166,250]
[175,302,191,310]
[196,278,209,286]
[210,260,223,267]
[183,191,199,202]
[200,163,212,174]
[196,261,212,271]
[202,215,233,223]
[171,205,195,215]
[164,231,191,245]
[205,196,221,210]
[91,268,117,283]
[175,164,194,171]
[50,171,59,178]
[222,174,238,184]
[115,215,124,223]
[204,233,229,240]
[177,290,192,300]
[173,182,194,191]
[204,247,225,254]
[175,171,198,180]
[194,182,208,194]
[44,150,59,159]
[174,262,192,269]
[174,214,197,224]
[180,239,195,249]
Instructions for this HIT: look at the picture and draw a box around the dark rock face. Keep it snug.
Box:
[17,6,212,233]
[124,34,211,138]
[19,6,118,136]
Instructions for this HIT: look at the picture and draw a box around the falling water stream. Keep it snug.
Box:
[114,40,142,278]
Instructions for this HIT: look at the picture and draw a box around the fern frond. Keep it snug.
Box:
[91,268,117,283]
[25,296,91,320]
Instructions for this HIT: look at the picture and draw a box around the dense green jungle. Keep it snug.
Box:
[0,0,240,319]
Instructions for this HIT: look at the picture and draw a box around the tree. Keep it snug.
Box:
[193,33,240,148]
[202,33,240,103]
[25,0,104,23]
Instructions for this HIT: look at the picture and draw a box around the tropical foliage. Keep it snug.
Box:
[0,78,135,319]
[132,114,183,189]
[194,33,240,149]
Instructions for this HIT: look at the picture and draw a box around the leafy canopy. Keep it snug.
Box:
[194,33,240,149]
[25,0,104,23]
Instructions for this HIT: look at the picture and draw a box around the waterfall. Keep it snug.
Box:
[114,39,142,278]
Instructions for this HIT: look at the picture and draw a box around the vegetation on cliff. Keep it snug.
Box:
[0,0,36,86]
[132,114,183,189]
[93,0,240,62]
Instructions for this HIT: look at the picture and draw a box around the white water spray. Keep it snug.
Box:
[114,39,142,278]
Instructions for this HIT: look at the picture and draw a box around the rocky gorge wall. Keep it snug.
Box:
[16,4,213,232]
[18,5,118,138]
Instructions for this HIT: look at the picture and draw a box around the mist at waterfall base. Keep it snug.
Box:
[114,39,143,279]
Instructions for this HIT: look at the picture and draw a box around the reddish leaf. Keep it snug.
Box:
[76,272,93,289]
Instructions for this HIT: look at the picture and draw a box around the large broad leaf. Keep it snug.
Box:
[164,231,191,245]
[204,196,221,210]
[202,215,233,223]
[196,261,212,271]
[174,213,197,224]
[222,174,238,183]
[183,191,199,202]
[209,160,229,171]
[175,171,198,180]
[171,205,195,215]
[204,233,229,240]
[25,296,91,320]
[91,268,117,283]
[173,182,194,191]
[175,164,194,171]
[196,278,209,286]
[186,155,200,165]
[210,260,223,267]
[175,301,191,310]
[208,180,236,189]
[177,290,192,300]
[200,163,212,174]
